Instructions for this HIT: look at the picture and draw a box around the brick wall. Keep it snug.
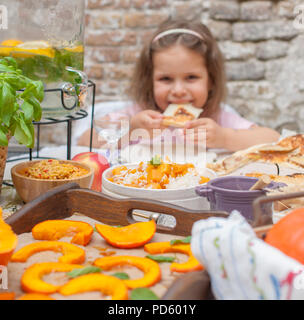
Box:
[84,0,304,133]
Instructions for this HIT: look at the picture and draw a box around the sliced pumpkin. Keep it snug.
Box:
[144,241,203,273]
[0,292,15,300]
[93,255,161,289]
[18,293,54,300]
[265,208,304,264]
[0,207,18,266]
[31,220,94,246]
[21,262,83,294]
[11,241,85,264]
[59,273,128,300]
[95,220,156,249]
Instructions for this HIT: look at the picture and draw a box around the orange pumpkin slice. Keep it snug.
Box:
[11,241,85,264]
[32,220,94,246]
[94,255,161,289]
[59,273,128,300]
[0,207,18,266]
[265,208,304,264]
[21,262,83,294]
[95,220,156,249]
[18,293,55,300]
[144,241,203,273]
[0,292,15,300]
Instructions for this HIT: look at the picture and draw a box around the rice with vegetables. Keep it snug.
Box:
[108,158,210,190]
[23,159,89,180]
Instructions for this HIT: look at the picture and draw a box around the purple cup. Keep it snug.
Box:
[195,176,277,222]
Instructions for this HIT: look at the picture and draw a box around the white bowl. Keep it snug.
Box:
[102,163,217,210]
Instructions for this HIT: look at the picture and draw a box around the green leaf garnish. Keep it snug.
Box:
[170,235,192,246]
[148,155,162,167]
[130,288,159,300]
[67,266,102,278]
[146,255,175,263]
[111,272,130,280]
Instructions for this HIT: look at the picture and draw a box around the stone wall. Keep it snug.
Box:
[84,0,304,133]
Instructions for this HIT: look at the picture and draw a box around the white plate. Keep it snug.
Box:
[102,163,217,210]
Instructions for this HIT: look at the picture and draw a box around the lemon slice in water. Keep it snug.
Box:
[0,39,23,56]
[65,45,84,53]
[12,40,55,58]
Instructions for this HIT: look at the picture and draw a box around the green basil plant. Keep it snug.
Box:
[0,57,43,148]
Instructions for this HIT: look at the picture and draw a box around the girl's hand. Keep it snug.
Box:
[183,118,226,149]
[130,110,164,135]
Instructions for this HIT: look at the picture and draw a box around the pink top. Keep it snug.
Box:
[109,104,254,129]
[107,104,255,145]
[217,108,255,129]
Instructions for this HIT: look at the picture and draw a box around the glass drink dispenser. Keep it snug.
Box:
[0,0,87,118]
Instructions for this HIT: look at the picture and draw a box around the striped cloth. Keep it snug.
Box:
[191,211,304,300]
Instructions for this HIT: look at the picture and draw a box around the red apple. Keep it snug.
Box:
[72,152,110,192]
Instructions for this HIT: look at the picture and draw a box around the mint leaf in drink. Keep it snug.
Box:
[3,57,18,69]
[130,288,159,300]
[67,266,102,278]
[146,255,175,263]
[170,236,192,246]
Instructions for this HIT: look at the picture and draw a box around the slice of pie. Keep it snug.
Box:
[162,104,203,128]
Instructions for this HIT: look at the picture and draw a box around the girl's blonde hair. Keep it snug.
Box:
[129,18,227,118]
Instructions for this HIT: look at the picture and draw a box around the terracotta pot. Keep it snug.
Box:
[0,145,8,194]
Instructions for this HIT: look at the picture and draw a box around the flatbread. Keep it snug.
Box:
[257,144,297,153]
[206,148,261,174]
[162,104,202,128]
[207,134,304,174]
[288,156,304,168]
[245,172,304,184]
[277,134,304,151]
[254,152,290,164]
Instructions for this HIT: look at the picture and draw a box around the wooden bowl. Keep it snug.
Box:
[11,159,94,203]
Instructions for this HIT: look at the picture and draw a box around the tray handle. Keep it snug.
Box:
[252,190,304,228]
[6,182,79,234]
[66,188,229,236]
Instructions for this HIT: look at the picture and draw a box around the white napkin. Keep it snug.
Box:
[191,211,304,300]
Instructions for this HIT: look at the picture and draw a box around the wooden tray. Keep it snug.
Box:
[5,182,228,300]
[8,183,298,299]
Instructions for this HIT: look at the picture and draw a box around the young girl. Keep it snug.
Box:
[78,18,280,151]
